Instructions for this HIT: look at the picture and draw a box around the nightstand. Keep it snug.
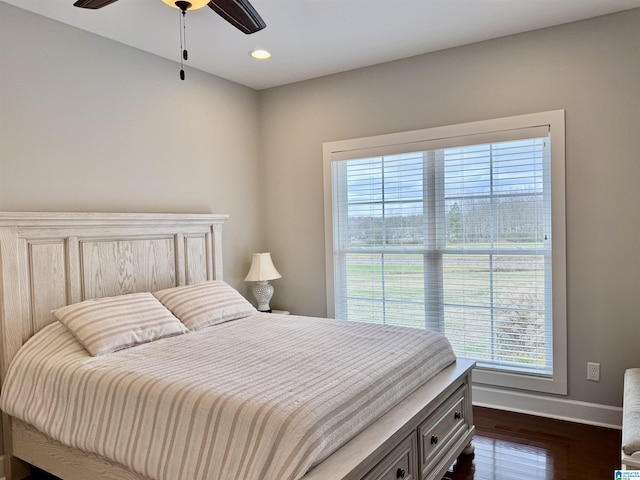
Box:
[271,310,290,315]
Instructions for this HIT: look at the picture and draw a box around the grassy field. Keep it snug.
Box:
[342,252,548,367]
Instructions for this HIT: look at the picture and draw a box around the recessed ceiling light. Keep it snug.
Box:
[250,49,271,60]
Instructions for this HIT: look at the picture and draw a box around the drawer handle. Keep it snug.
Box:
[454,411,462,420]
[396,468,406,479]
[430,435,438,445]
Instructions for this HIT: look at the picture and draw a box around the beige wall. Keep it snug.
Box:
[259,9,640,408]
[0,2,263,291]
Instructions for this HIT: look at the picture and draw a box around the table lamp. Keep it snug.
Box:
[244,252,281,312]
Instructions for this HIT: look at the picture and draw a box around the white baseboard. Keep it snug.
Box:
[473,384,623,429]
[0,453,4,480]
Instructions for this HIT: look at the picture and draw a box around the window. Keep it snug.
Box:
[323,111,566,394]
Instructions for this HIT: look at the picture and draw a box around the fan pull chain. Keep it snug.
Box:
[179,8,187,80]
[183,10,188,61]
[173,1,193,80]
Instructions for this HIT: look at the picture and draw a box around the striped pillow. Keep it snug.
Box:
[53,292,188,356]
[153,281,257,330]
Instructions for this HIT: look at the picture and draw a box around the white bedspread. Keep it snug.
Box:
[1,313,455,480]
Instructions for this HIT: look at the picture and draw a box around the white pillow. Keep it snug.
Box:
[153,281,257,330]
[53,292,188,356]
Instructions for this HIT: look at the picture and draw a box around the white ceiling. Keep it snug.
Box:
[4,0,640,90]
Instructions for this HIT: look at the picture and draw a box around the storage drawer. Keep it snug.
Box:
[418,384,469,475]
[362,433,417,480]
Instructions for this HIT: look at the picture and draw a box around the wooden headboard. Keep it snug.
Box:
[0,212,227,386]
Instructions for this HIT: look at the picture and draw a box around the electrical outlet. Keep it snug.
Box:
[587,362,600,382]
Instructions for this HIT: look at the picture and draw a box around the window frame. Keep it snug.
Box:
[323,110,567,395]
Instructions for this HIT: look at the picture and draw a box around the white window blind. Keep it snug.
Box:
[324,111,567,394]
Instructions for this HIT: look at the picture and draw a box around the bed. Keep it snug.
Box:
[0,212,475,480]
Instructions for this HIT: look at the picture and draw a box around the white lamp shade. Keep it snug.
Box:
[244,253,281,282]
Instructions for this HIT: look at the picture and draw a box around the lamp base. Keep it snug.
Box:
[252,280,274,312]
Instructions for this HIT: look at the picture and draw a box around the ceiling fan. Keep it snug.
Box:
[73,0,266,79]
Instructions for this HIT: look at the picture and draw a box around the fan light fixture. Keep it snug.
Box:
[162,0,209,10]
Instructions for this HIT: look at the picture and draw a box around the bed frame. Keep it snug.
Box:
[0,212,474,480]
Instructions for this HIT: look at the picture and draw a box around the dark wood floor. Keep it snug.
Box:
[25,406,622,480]
[444,406,621,480]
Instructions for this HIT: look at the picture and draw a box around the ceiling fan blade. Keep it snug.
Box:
[73,0,120,8]
[207,0,266,35]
